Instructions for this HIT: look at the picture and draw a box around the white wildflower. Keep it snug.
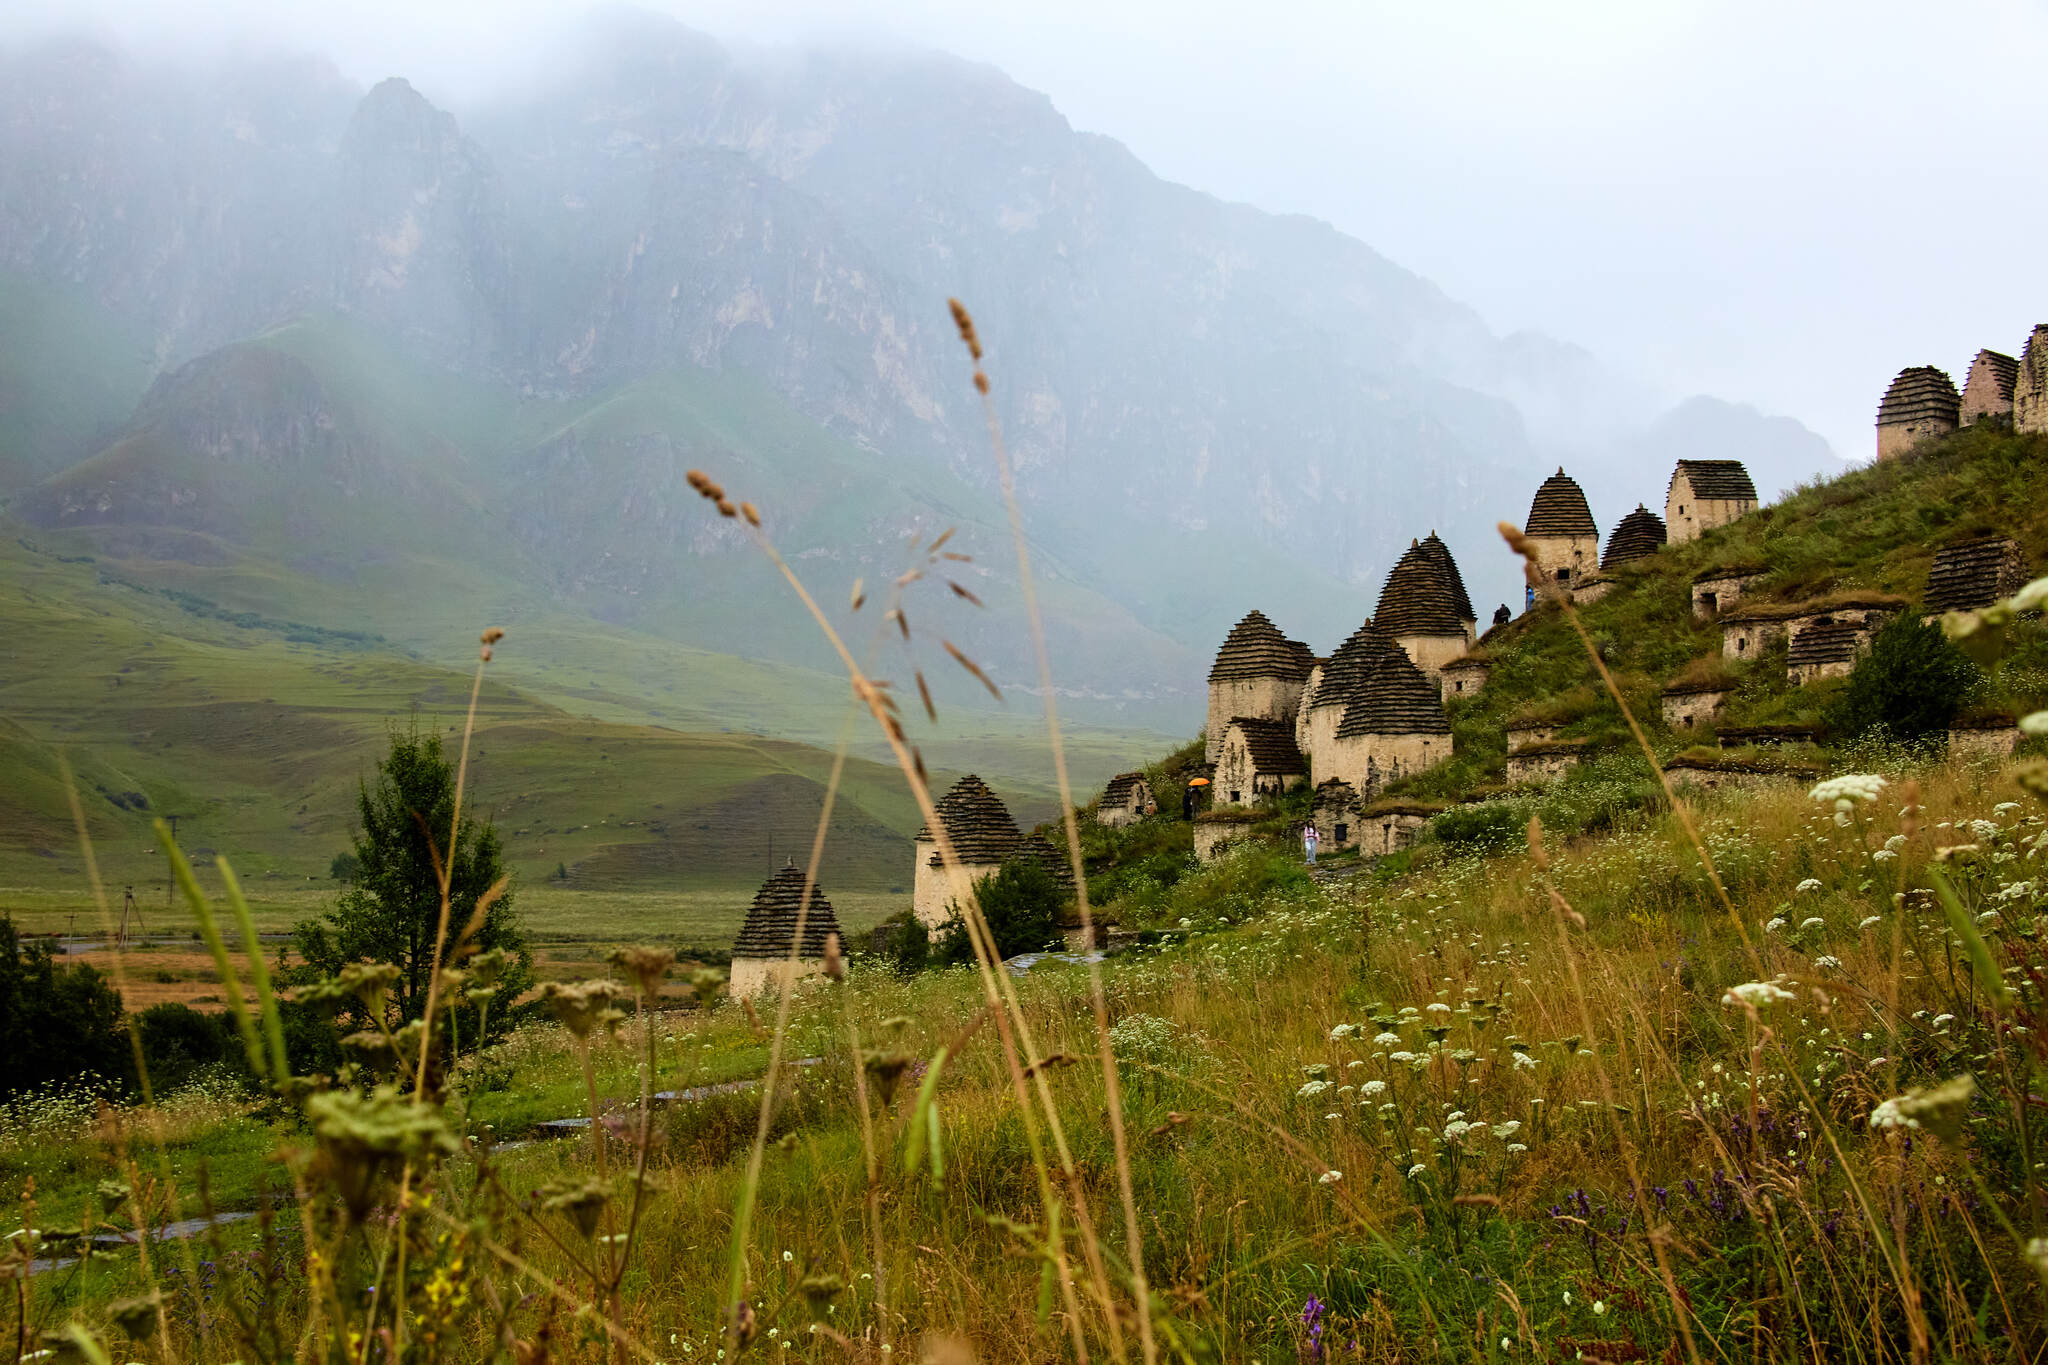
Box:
[1406,1164,1426,1179]
[2021,711,2048,738]
[1592,1300,1608,1317]
[1723,981,1796,1008]
[1513,1052,1538,1070]
[1492,1120,1522,1139]
[1765,917,1788,933]
[1869,1098,1916,1130]
[1873,849,1898,862]
[1859,916,1882,930]
[1328,1023,1358,1040]
[1814,956,1842,969]
[1373,1032,1402,1047]
[1425,1002,1451,1014]
[1796,878,1823,894]
[1362,1080,1387,1096]
[1318,1169,1343,1185]
[1297,1080,1332,1099]
[1811,774,1886,805]
[1799,917,1825,931]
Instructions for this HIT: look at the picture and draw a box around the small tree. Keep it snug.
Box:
[0,917,130,1096]
[1828,613,1980,744]
[294,726,532,1029]
[935,856,1066,964]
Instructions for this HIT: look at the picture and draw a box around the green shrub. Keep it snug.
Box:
[1827,612,1979,743]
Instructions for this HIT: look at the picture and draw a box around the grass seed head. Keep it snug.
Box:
[741,501,760,526]
[947,299,982,360]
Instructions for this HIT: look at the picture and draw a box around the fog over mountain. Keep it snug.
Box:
[0,11,1835,731]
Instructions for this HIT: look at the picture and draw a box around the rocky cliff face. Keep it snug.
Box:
[0,17,1837,699]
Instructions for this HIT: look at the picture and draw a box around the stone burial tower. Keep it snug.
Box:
[911,774,1024,934]
[1204,609,1316,763]
[1664,462,1755,545]
[1875,366,1960,460]
[729,861,845,997]
[1520,469,1598,603]
[1373,533,1477,679]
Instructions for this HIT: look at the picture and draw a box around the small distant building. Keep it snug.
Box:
[1664,754,1820,794]
[1521,469,1599,603]
[2017,326,2048,435]
[1602,505,1668,569]
[1876,366,1961,460]
[1950,713,2020,759]
[1665,462,1757,544]
[912,775,1023,933]
[1692,566,1768,619]
[1717,723,1824,749]
[1661,677,1731,731]
[1505,738,1588,785]
[1960,349,2020,426]
[1214,717,1309,806]
[1205,610,1316,763]
[1504,720,1558,750]
[1095,772,1157,827]
[1357,800,1441,856]
[1438,653,1490,704]
[729,862,845,998]
[1374,533,1477,678]
[1786,617,1870,685]
[1923,535,2030,616]
[1311,778,1363,851]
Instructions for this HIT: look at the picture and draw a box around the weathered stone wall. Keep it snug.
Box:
[1692,574,1763,619]
[1205,676,1307,762]
[1571,577,1615,606]
[1313,796,1361,850]
[1665,766,1810,795]
[1320,731,1445,798]
[729,956,827,998]
[1877,417,1955,461]
[1193,821,1258,863]
[1525,534,1599,590]
[1721,618,1788,661]
[1506,750,1579,785]
[1949,725,2019,759]
[1665,471,1755,544]
[1439,664,1489,704]
[911,842,1002,933]
[1961,350,2017,425]
[1505,724,1557,749]
[1298,702,1346,785]
[2017,326,2048,435]
[1662,689,1727,731]
[1361,811,1430,857]
[1293,664,1324,751]
[1788,656,1858,687]
[1393,631,1475,682]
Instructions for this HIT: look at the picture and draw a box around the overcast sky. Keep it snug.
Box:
[15,0,2048,460]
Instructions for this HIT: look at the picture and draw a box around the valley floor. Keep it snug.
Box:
[9,750,2045,1362]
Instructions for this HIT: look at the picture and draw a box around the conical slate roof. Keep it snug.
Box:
[1525,468,1596,539]
[732,862,844,960]
[1962,349,2018,413]
[1306,622,1401,711]
[1336,651,1451,738]
[1019,834,1077,891]
[916,774,1023,865]
[1924,536,2028,614]
[1102,772,1149,806]
[1670,460,1757,503]
[1207,610,1316,683]
[1224,716,1308,775]
[1877,367,1960,426]
[1602,505,1668,569]
[1418,533,1476,624]
[1375,537,1470,636]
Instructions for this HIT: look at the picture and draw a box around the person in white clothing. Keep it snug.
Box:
[1302,821,1319,865]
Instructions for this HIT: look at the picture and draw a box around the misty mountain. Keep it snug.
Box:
[0,13,1837,731]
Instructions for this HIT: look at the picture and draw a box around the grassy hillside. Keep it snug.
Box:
[1389,423,2048,800]
[0,529,1162,947]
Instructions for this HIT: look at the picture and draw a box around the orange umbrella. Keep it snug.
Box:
[1186,777,1211,787]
